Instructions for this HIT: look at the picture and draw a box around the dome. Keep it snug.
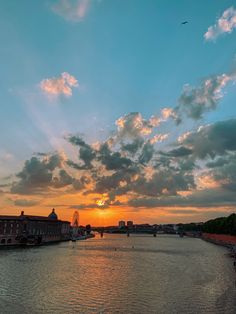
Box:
[48,208,58,220]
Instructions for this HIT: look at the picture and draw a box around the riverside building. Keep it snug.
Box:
[118,220,126,228]
[0,209,70,246]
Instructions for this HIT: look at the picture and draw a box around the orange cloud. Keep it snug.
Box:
[40,72,78,97]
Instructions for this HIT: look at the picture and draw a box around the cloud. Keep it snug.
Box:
[149,133,169,145]
[206,153,236,191]
[69,203,109,210]
[8,108,236,214]
[163,146,193,158]
[131,168,195,197]
[174,72,235,123]
[14,199,39,207]
[180,119,236,159]
[128,187,236,208]
[115,112,161,140]
[160,107,177,120]
[9,112,197,202]
[166,209,198,215]
[53,169,74,188]
[51,0,91,22]
[93,167,136,195]
[121,138,144,155]
[40,72,78,97]
[205,7,236,41]
[67,134,96,168]
[11,153,63,194]
[138,141,155,164]
[97,143,133,170]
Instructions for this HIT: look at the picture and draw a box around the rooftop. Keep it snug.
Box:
[0,209,70,223]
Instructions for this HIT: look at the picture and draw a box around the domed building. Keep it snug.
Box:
[48,208,58,220]
[0,209,71,246]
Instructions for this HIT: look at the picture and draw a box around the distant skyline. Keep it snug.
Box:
[0,0,236,226]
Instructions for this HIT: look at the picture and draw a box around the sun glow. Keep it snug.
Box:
[96,199,106,207]
[96,194,109,207]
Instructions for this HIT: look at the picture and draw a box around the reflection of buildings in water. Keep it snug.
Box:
[0,208,70,246]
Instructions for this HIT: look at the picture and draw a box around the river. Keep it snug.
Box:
[0,234,235,313]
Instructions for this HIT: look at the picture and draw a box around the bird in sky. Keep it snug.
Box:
[181,21,188,25]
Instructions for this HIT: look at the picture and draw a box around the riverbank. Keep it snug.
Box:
[201,233,236,267]
[202,233,236,248]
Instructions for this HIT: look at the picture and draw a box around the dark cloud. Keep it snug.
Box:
[174,72,235,123]
[207,153,236,191]
[121,138,144,155]
[163,146,193,158]
[53,169,74,188]
[10,154,69,194]
[67,135,95,168]
[131,168,195,197]
[206,157,229,168]
[66,159,84,170]
[0,183,11,188]
[11,156,56,194]
[97,143,133,170]
[94,166,139,195]
[67,135,87,147]
[9,110,236,213]
[165,209,198,215]
[69,203,109,210]
[139,142,155,164]
[14,199,39,207]
[79,145,95,168]
[181,119,236,159]
[128,187,236,208]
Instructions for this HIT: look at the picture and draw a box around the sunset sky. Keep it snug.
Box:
[0,0,236,226]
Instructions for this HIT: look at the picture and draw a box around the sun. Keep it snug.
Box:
[96,199,106,207]
[96,194,109,208]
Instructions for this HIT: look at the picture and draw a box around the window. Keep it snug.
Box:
[1,239,6,244]
[7,239,11,244]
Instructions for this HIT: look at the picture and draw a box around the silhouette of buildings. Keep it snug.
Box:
[127,221,133,228]
[0,209,70,246]
[118,220,126,228]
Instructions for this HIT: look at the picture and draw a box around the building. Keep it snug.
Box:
[127,221,133,228]
[0,209,70,246]
[118,220,126,228]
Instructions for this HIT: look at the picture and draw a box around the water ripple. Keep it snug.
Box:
[0,234,235,313]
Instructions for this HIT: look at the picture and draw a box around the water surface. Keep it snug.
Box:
[0,234,235,313]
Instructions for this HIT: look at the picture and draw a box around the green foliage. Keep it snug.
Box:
[202,213,236,235]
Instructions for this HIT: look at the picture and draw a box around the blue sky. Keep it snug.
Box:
[0,0,236,224]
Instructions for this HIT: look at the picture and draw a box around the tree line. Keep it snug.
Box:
[178,213,236,235]
[202,213,236,235]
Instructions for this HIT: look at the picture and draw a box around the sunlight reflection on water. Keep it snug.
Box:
[0,234,235,314]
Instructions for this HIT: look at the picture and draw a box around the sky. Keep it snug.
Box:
[0,0,236,226]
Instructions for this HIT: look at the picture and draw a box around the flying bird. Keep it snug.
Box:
[181,21,188,25]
